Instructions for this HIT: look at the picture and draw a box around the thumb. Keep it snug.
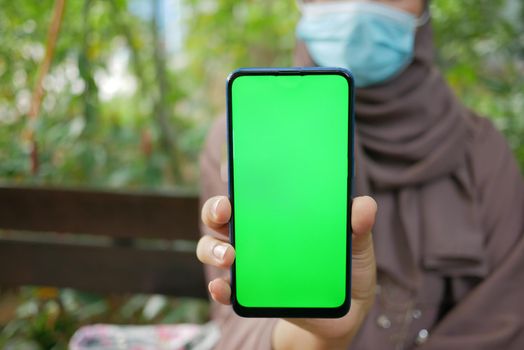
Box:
[350,196,377,302]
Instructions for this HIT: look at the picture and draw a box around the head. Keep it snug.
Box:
[296,0,429,87]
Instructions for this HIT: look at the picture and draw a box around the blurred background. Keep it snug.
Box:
[0,0,523,348]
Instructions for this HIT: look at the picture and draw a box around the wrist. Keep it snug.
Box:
[307,331,354,350]
[271,299,372,350]
[272,319,355,350]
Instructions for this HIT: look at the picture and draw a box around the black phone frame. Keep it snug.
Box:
[226,67,355,318]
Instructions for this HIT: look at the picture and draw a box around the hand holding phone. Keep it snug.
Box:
[196,66,377,348]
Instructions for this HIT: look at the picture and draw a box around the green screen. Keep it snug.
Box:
[230,73,349,308]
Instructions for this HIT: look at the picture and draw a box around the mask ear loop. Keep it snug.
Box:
[416,8,430,27]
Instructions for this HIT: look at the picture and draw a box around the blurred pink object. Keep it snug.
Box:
[69,322,220,350]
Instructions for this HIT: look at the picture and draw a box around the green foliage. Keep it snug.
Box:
[0,0,198,189]
[433,0,524,167]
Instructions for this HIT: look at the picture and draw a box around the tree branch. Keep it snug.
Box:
[27,0,67,175]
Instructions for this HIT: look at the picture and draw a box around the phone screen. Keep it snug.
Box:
[227,68,353,317]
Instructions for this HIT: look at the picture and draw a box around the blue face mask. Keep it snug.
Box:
[296,1,426,87]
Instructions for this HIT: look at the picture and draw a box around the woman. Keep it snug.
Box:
[197,0,524,349]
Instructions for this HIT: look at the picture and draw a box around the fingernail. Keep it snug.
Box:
[211,197,222,220]
[212,243,228,261]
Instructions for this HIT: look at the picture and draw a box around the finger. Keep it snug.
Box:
[196,235,236,269]
[201,196,231,236]
[208,278,231,305]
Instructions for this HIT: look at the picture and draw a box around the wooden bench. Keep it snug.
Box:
[0,186,207,299]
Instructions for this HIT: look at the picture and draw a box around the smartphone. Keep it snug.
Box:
[226,67,354,318]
